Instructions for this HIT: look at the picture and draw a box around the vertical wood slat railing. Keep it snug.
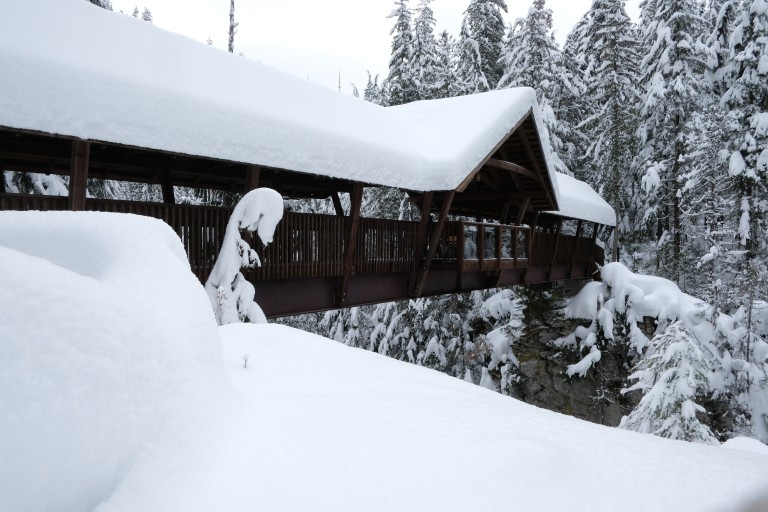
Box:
[1,194,602,284]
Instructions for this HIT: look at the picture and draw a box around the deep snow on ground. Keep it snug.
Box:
[1,212,767,512]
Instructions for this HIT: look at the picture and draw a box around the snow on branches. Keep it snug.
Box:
[205,188,284,325]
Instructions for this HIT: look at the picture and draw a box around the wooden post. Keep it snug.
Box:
[515,197,530,225]
[500,201,510,226]
[332,192,344,217]
[68,140,89,211]
[0,154,5,194]
[161,171,175,205]
[569,220,583,278]
[496,225,502,269]
[478,223,485,269]
[590,222,599,276]
[245,165,261,192]
[409,192,434,285]
[339,184,363,306]
[546,220,562,280]
[412,191,454,298]
[612,213,619,262]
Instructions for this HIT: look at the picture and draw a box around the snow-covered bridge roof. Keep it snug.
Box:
[0,0,615,226]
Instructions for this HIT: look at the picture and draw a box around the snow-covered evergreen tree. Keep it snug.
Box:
[636,0,708,284]
[571,0,641,244]
[497,0,576,175]
[433,30,458,99]
[719,0,768,317]
[462,0,508,89]
[620,321,719,444]
[205,188,284,325]
[454,18,489,95]
[363,72,387,106]
[387,0,417,105]
[140,7,152,22]
[411,0,440,100]
[228,0,238,54]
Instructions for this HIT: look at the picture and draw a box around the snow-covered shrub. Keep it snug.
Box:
[563,262,768,443]
[205,188,284,325]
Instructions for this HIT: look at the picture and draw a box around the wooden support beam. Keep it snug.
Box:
[515,197,530,225]
[339,184,363,307]
[486,158,538,180]
[546,220,562,281]
[0,154,5,194]
[409,192,434,288]
[500,202,510,225]
[68,140,89,211]
[161,171,175,204]
[412,191,454,298]
[569,220,583,278]
[589,222,599,275]
[245,165,261,192]
[332,192,344,217]
[518,128,557,210]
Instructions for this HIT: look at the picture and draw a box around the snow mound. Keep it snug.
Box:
[96,323,768,512]
[723,437,768,456]
[0,211,227,512]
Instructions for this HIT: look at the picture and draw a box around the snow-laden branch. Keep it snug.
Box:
[205,188,284,325]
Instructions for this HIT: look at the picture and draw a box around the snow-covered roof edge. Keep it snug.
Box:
[546,173,616,226]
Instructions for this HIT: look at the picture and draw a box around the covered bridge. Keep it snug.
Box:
[0,0,616,317]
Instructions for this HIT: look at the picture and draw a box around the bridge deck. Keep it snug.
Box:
[1,193,602,317]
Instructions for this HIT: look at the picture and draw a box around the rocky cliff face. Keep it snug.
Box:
[506,284,642,427]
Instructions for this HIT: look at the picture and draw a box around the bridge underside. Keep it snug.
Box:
[255,265,594,318]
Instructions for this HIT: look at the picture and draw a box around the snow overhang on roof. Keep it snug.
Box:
[0,0,614,226]
[546,173,617,227]
[0,0,539,192]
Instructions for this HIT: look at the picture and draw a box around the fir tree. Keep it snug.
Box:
[141,7,152,22]
[636,0,708,284]
[387,0,417,105]
[497,0,577,175]
[620,321,719,444]
[571,0,642,245]
[454,18,489,95]
[433,30,458,99]
[462,0,508,89]
[228,0,238,54]
[411,0,440,100]
[363,72,387,106]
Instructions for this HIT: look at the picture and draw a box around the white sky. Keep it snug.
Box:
[109,0,640,94]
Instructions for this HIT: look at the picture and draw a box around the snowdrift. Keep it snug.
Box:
[0,212,227,512]
[1,212,766,511]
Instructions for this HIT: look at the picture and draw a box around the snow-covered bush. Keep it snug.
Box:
[205,188,284,325]
[563,262,768,443]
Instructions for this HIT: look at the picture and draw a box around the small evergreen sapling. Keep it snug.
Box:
[620,321,718,444]
[205,188,284,325]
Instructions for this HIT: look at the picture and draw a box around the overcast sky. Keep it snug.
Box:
[109,0,641,93]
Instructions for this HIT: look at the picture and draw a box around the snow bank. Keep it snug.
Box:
[0,211,227,512]
[95,323,768,512]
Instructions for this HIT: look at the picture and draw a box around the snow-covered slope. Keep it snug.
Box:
[1,212,765,511]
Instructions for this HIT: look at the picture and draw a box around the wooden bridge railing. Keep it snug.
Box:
[0,193,600,284]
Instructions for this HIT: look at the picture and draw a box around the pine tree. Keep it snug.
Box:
[411,0,440,100]
[433,30,458,99]
[571,0,642,245]
[132,6,139,17]
[363,72,387,106]
[720,0,768,316]
[387,0,417,105]
[141,7,152,22]
[636,0,708,284]
[497,0,577,175]
[87,0,113,9]
[454,18,489,95]
[228,0,238,54]
[620,321,718,444]
[462,0,508,89]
